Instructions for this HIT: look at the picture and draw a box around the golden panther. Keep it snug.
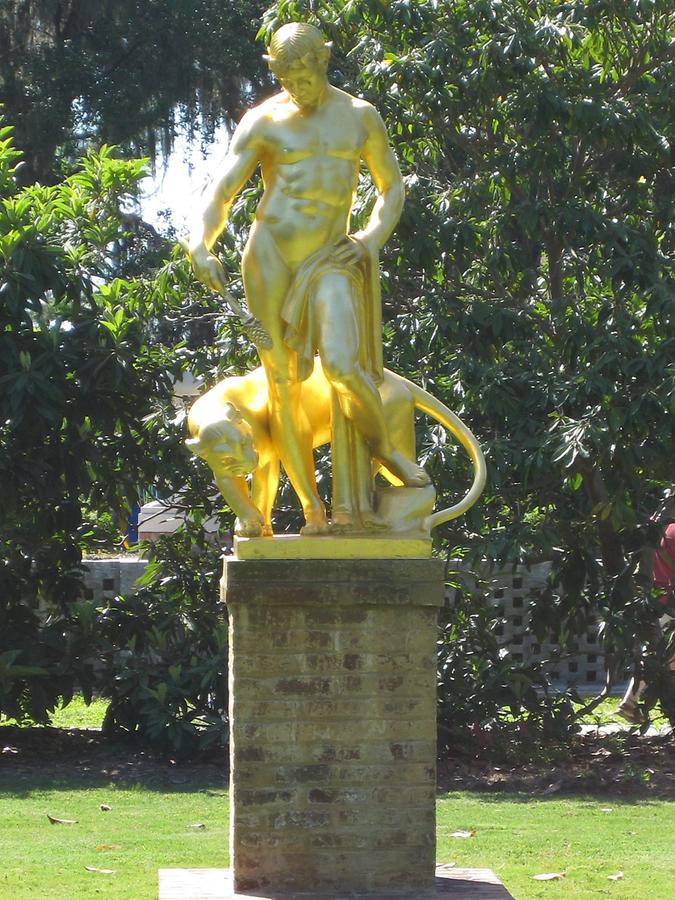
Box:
[186,358,485,537]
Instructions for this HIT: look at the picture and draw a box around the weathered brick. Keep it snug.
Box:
[233,670,437,701]
[235,694,433,722]
[234,722,297,743]
[233,788,296,807]
[236,830,285,849]
[225,555,443,894]
[233,650,432,678]
[229,699,303,722]
[294,717,436,743]
[333,804,436,830]
[307,764,435,804]
[233,752,437,788]
[306,827,434,851]
[270,810,331,829]
[272,764,333,784]
[273,676,331,695]
[235,745,265,762]
[315,744,362,762]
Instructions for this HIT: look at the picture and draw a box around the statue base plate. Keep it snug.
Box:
[233,533,431,560]
[158,865,513,899]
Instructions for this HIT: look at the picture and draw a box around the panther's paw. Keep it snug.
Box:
[235,517,264,538]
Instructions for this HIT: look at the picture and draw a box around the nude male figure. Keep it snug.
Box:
[188,22,429,534]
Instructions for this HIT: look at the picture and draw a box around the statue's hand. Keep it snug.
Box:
[333,234,373,267]
[190,247,228,294]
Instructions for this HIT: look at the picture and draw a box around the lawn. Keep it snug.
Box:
[437,793,674,899]
[2,697,673,898]
[2,774,673,899]
[1,778,229,900]
[49,695,111,729]
[0,694,109,730]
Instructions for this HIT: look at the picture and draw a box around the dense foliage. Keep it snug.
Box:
[98,529,228,755]
[1,0,673,750]
[0,123,235,733]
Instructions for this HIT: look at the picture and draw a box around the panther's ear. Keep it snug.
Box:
[222,401,243,423]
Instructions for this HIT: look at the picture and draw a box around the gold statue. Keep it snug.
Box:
[187,23,485,539]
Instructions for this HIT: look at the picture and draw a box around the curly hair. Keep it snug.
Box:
[265,23,330,76]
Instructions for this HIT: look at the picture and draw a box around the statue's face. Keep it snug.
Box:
[277,59,327,110]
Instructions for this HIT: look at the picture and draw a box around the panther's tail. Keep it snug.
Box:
[398,375,487,529]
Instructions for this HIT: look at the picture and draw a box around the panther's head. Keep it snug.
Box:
[186,402,259,477]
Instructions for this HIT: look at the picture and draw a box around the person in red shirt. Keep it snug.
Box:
[617,522,675,724]
[652,522,675,605]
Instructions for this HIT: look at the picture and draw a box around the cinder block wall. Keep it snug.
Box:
[464,564,606,687]
[81,557,147,603]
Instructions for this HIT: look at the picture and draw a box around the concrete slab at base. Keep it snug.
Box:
[158,865,513,899]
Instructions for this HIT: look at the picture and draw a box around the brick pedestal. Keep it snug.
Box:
[222,557,445,895]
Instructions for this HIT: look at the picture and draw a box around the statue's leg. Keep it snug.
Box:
[313,273,430,489]
[329,386,361,531]
[242,228,327,532]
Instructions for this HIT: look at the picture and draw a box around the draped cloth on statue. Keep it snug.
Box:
[281,241,383,386]
[281,241,384,527]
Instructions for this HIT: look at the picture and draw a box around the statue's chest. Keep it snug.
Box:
[271,117,363,163]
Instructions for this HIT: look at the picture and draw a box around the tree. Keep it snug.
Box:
[0,4,274,740]
[260,0,674,720]
[0,0,267,183]
[3,0,673,747]
[0,119,214,720]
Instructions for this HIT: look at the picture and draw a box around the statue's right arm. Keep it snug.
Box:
[188,111,262,292]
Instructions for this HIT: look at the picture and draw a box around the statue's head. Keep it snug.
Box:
[265,23,332,109]
[186,402,259,478]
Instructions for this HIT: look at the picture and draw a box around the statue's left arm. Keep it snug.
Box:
[334,104,404,266]
[356,104,405,251]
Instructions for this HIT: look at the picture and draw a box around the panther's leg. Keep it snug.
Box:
[251,458,280,537]
[215,474,264,537]
[376,380,417,486]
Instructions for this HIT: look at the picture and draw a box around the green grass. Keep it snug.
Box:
[437,793,675,898]
[0,695,110,730]
[3,777,673,899]
[576,696,669,728]
[2,778,230,900]
[49,695,110,729]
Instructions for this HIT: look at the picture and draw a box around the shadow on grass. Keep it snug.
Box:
[2,724,673,803]
[0,776,229,799]
[437,790,666,806]
[0,725,228,798]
